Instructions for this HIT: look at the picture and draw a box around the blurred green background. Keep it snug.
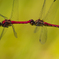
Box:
[0,0,59,59]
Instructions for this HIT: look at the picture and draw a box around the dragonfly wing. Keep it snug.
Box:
[43,0,59,23]
[11,24,17,38]
[10,23,17,38]
[34,26,37,33]
[39,0,46,20]
[34,23,40,33]
[0,14,8,19]
[39,26,47,44]
[0,28,5,40]
[34,0,46,33]
[10,0,19,21]
[34,26,39,33]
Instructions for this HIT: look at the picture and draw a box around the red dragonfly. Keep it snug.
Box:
[0,0,34,39]
[30,0,59,44]
[0,17,33,39]
[0,0,18,39]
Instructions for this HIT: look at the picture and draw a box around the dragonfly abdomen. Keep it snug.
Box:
[44,22,59,28]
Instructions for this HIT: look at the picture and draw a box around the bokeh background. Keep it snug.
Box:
[0,0,59,59]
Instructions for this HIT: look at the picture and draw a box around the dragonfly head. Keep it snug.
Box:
[2,19,11,27]
[29,19,35,25]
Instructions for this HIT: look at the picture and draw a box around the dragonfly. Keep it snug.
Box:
[30,0,59,44]
[0,17,33,39]
[0,0,18,39]
[0,0,35,39]
[1,19,32,27]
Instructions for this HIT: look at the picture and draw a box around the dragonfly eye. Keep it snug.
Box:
[30,19,35,25]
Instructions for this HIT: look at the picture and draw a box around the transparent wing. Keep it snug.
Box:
[39,0,46,20]
[10,0,19,21]
[0,14,8,19]
[0,28,5,40]
[0,27,8,40]
[34,26,39,33]
[34,0,46,33]
[11,25,17,38]
[39,26,47,44]
[10,0,18,38]
[34,23,40,33]
[10,22,17,38]
[43,0,59,23]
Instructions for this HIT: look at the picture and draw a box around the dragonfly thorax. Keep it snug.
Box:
[35,19,44,26]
